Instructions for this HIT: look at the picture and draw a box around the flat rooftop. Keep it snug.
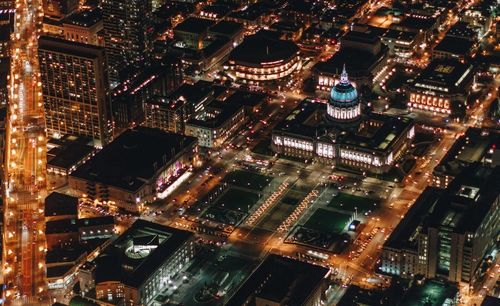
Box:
[46,238,109,264]
[174,17,215,34]
[47,142,94,170]
[411,59,473,93]
[447,21,476,40]
[398,16,437,31]
[428,164,500,234]
[93,219,193,288]
[70,127,197,192]
[46,216,114,235]
[229,34,299,66]
[382,29,417,42]
[187,101,243,129]
[209,20,243,37]
[434,35,474,56]
[313,47,386,77]
[45,192,78,218]
[150,80,215,110]
[342,29,380,45]
[434,128,499,178]
[224,90,267,109]
[39,35,104,59]
[226,254,328,305]
[63,8,102,27]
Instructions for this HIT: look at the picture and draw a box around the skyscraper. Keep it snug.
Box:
[38,36,113,147]
[102,0,152,85]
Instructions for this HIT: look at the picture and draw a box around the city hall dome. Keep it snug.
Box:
[327,65,361,123]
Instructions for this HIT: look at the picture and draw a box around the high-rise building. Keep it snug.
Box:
[38,36,113,147]
[380,164,500,283]
[102,0,152,85]
[112,56,183,129]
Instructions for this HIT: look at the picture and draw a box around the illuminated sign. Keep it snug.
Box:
[434,65,454,74]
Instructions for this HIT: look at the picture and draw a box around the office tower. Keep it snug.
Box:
[3,0,48,301]
[102,0,152,85]
[38,36,113,147]
[113,57,183,129]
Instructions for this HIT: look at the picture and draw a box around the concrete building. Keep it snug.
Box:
[69,127,197,212]
[432,36,475,61]
[226,254,330,306]
[226,33,301,83]
[47,135,96,177]
[89,219,195,306]
[46,216,115,249]
[173,17,215,50]
[102,0,152,84]
[112,57,184,128]
[313,30,388,89]
[38,36,113,147]
[380,29,422,58]
[143,81,215,134]
[380,164,500,283]
[433,128,499,188]
[405,59,474,116]
[62,8,103,46]
[185,101,246,148]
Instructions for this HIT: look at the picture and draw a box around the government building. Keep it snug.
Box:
[272,66,414,174]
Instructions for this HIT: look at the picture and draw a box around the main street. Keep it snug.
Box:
[3,0,49,304]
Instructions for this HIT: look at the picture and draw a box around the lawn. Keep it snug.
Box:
[223,170,272,191]
[257,202,296,231]
[328,192,379,214]
[303,209,351,234]
[203,207,245,225]
[214,188,259,212]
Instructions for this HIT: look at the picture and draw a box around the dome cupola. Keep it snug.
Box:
[327,64,361,123]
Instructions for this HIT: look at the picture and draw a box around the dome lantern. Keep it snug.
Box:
[327,65,362,123]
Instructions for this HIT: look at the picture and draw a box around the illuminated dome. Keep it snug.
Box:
[327,65,361,123]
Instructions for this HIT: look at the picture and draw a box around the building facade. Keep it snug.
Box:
[69,128,197,212]
[272,68,414,174]
[90,220,195,306]
[380,164,500,283]
[405,59,474,115]
[102,0,152,84]
[185,102,246,148]
[62,8,104,46]
[226,34,302,83]
[38,36,113,147]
